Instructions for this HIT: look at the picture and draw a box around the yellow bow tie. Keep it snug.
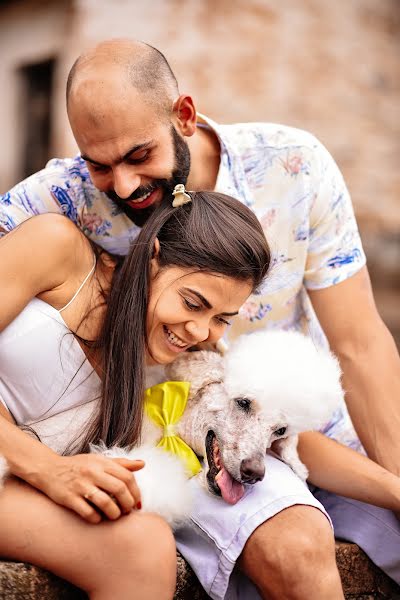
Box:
[144,381,202,477]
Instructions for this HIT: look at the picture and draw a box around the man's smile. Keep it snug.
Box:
[125,187,162,210]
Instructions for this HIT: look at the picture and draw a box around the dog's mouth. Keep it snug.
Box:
[205,431,245,505]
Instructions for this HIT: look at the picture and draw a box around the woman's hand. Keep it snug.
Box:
[36,453,145,524]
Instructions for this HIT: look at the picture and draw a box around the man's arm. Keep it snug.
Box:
[0,158,83,235]
[309,266,400,475]
[298,431,400,512]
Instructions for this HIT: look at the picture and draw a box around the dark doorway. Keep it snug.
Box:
[19,58,56,178]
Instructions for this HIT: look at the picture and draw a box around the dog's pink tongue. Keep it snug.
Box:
[215,468,245,505]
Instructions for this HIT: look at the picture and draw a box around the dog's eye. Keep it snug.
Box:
[235,397,252,412]
[274,427,287,437]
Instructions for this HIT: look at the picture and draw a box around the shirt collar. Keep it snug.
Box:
[196,113,255,208]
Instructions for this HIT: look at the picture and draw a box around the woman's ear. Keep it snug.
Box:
[150,238,160,278]
[153,238,160,258]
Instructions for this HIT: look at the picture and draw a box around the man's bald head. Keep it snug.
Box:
[66,39,179,119]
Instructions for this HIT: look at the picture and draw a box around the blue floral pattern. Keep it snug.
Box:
[0,115,366,449]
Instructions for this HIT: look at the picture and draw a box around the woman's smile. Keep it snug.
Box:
[146,266,252,366]
[163,325,190,352]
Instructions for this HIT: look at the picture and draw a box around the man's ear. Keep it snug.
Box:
[150,238,160,278]
[172,95,197,137]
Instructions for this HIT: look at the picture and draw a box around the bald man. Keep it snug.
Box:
[1,39,400,600]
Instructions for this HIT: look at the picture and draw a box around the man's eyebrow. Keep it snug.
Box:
[184,288,239,317]
[81,141,154,167]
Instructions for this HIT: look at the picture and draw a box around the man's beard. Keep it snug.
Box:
[107,126,191,227]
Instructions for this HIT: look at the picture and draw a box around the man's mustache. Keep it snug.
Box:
[107,180,170,204]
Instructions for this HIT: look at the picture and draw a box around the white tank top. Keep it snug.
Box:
[0,261,100,452]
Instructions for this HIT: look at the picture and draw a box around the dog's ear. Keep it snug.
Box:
[165,350,224,397]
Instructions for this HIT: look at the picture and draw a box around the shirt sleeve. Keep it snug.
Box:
[0,158,82,236]
[304,141,366,290]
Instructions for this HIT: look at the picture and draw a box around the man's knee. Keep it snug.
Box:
[241,505,337,581]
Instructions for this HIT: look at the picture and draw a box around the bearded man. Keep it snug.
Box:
[1,39,400,600]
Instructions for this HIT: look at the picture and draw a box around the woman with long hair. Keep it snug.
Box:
[2,188,400,600]
[0,188,271,599]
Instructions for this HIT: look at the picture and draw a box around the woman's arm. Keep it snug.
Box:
[298,431,400,512]
[0,411,143,523]
[0,214,143,521]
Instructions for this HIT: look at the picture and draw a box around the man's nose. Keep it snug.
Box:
[112,165,141,199]
[185,320,210,343]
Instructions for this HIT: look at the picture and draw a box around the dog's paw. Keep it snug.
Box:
[272,435,309,481]
[289,459,309,481]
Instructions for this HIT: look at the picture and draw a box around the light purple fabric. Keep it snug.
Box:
[312,487,400,586]
[175,453,331,600]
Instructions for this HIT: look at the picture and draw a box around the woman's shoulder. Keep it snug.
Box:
[0,214,93,331]
[21,212,85,245]
[19,213,92,268]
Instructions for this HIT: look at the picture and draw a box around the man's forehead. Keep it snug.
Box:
[72,103,170,164]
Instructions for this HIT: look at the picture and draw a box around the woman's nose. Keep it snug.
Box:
[185,320,210,343]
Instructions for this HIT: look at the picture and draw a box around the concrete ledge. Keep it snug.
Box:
[0,543,399,599]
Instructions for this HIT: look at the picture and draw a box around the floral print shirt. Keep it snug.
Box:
[0,115,366,449]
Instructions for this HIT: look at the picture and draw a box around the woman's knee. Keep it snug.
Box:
[106,512,176,575]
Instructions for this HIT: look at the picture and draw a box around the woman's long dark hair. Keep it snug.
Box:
[77,192,271,452]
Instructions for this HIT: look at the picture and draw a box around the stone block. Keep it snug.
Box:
[0,543,399,599]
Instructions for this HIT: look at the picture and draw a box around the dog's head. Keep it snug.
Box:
[166,350,267,505]
[223,329,343,438]
[165,330,344,505]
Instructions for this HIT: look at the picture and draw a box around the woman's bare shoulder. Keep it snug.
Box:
[0,214,92,331]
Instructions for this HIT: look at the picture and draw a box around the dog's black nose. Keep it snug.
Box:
[240,458,265,483]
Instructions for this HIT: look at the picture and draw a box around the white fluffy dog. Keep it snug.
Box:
[164,329,343,505]
[0,331,343,527]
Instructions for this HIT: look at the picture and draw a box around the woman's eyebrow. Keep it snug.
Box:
[184,288,239,317]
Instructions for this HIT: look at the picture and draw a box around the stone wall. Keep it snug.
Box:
[0,0,399,341]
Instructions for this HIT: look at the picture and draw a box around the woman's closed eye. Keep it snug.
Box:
[183,297,201,311]
[215,316,231,327]
[183,297,231,327]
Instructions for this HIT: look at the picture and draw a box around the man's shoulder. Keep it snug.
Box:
[218,120,323,155]
[212,119,331,194]
[4,154,91,196]
[39,154,90,184]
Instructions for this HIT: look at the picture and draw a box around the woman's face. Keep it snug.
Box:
[146,264,252,365]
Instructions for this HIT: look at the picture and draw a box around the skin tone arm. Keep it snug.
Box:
[0,215,143,522]
[309,266,400,476]
[298,431,400,514]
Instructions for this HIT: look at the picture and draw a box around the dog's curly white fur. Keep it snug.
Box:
[91,444,193,529]
[166,330,344,495]
[0,331,344,522]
